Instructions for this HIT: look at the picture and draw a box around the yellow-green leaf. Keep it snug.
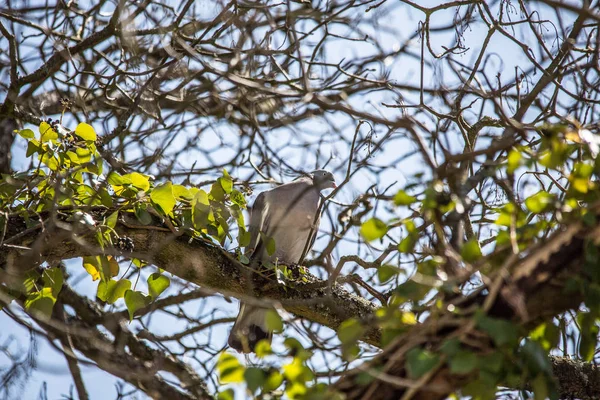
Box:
[150,182,176,215]
[217,353,245,384]
[40,122,58,143]
[147,273,170,299]
[394,190,416,206]
[266,310,284,333]
[18,129,35,139]
[42,267,63,297]
[24,287,55,320]
[82,257,101,281]
[105,211,118,229]
[128,172,150,191]
[460,239,482,263]
[172,184,192,200]
[360,218,388,242]
[525,191,555,214]
[124,290,151,320]
[507,149,522,174]
[74,122,97,142]
[338,318,365,345]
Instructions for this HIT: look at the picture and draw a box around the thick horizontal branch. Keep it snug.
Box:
[335,220,594,399]
[2,211,598,399]
[0,211,380,345]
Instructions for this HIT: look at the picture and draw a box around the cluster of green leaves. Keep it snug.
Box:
[350,124,600,399]
[216,337,340,400]
[1,122,249,320]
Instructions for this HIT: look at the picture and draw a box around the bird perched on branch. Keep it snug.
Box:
[228,170,337,353]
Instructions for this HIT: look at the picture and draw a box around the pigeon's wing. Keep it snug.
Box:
[299,199,322,263]
[247,191,268,257]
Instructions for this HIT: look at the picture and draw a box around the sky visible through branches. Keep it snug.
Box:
[1,0,598,399]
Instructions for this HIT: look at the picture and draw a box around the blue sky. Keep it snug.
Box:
[0,0,582,399]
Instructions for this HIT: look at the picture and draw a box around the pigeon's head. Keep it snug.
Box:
[311,169,337,190]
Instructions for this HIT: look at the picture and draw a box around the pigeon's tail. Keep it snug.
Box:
[228,304,272,353]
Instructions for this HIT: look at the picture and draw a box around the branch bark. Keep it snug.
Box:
[1,211,597,399]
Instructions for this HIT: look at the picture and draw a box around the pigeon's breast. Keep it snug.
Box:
[262,189,320,264]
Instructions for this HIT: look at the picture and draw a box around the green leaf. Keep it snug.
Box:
[26,139,40,157]
[74,122,97,142]
[39,122,58,143]
[263,370,284,392]
[338,318,365,345]
[82,257,101,281]
[18,129,35,139]
[147,273,170,299]
[378,265,401,284]
[42,267,64,297]
[449,350,477,375]
[125,172,150,191]
[172,184,192,200]
[360,218,388,241]
[531,374,550,400]
[217,389,234,400]
[461,239,482,263]
[398,234,417,253]
[24,287,55,320]
[99,279,132,304]
[525,191,555,214]
[507,149,522,174]
[105,211,118,229]
[263,234,276,256]
[475,312,519,347]
[218,176,233,194]
[530,322,559,351]
[238,229,251,248]
[577,312,599,361]
[150,182,176,215]
[521,339,552,375]
[217,353,245,384]
[124,290,151,320]
[244,367,266,393]
[230,189,247,208]
[394,190,416,206]
[405,347,440,379]
[135,205,153,225]
[266,309,284,333]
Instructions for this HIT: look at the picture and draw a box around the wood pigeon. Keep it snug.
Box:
[228,170,336,353]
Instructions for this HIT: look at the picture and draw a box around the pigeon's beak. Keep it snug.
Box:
[332,181,337,189]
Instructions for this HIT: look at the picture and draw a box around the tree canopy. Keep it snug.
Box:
[1,1,600,399]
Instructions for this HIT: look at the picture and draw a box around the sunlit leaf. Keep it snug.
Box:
[42,267,63,297]
[150,182,176,215]
[124,290,151,320]
[394,190,416,206]
[461,239,482,263]
[74,122,97,142]
[39,122,58,143]
[266,309,284,333]
[24,287,55,320]
[147,273,170,299]
[99,279,131,304]
[360,218,388,241]
[217,352,245,384]
[18,129,35,139]
[525,191,555,214]
[82,257,101,281]
[507,149,522,174]
[105,211,118,229]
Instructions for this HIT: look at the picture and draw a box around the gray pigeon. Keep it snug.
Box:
[228,170,336,353]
